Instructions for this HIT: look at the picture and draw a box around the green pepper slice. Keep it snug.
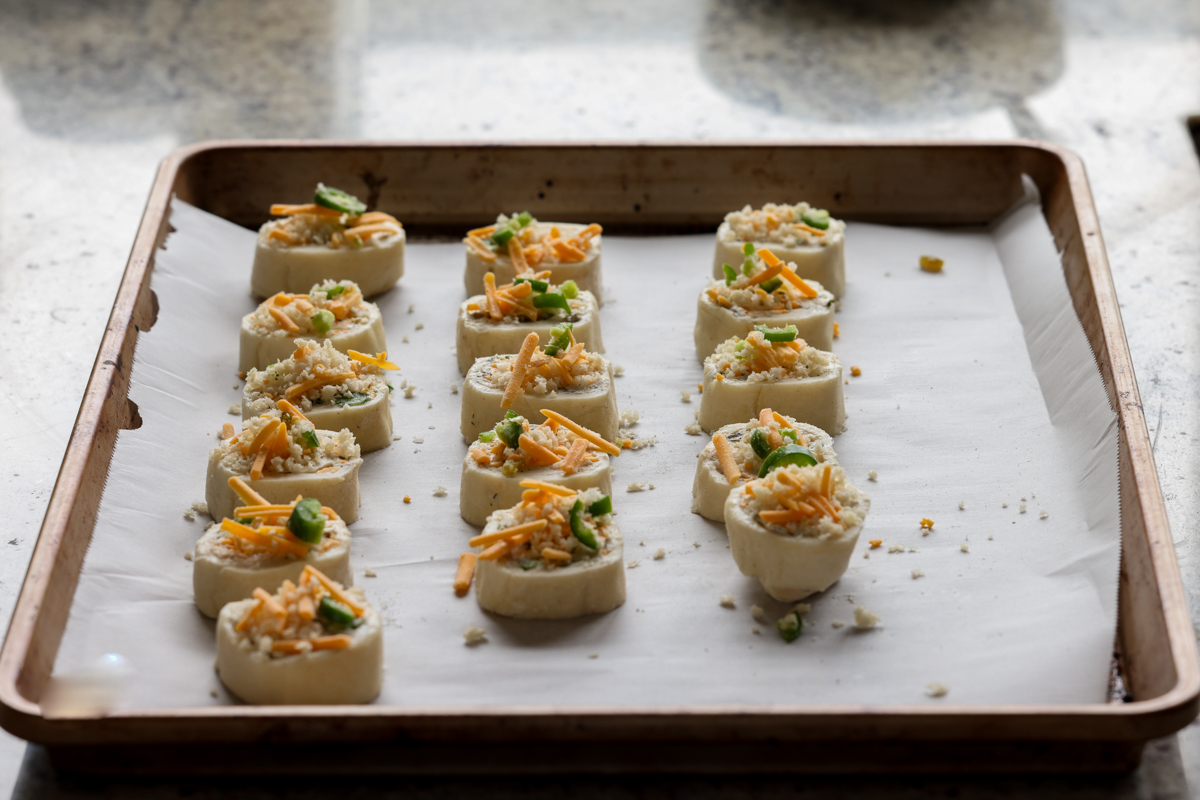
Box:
[758,444,818,477]
[587,495,612,516]
[314,184,367,216]
[478,430,497,443]
[515,211,533,227]
[235,517,254,526]
[560,280,579,299]
[300,429,320,449]
[722,264,737,285]
[318,596,358,628]
[801,208,830,230]
[780,427,798,444]
[519,559,539,571]
[749,428,773,459]
[495,418,523,449]
[505,409,520,419]
[569,500,599,550]
[311,309,335,334]
[543,323,573,356]
[490,227,516,247]
[754,324,798,343]
[760,277,783,294]
[324,284,346,298]
[743,242,755,256]
[776,609,803,643]
[743,257,755,276]
[333,392,370,407]
[532,292,571,313]
[287,498,326,544]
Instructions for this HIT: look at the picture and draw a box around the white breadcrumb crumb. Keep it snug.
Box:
[888,545,906,554]
[911,569,925,579]
[640,540,645,546]
[793,603,811,614]
[364,568,377,578]
[653,548,666,560]
[619,409,640,427]
[988,535,994,540]
[392,434,403,441]
[831,620,845,629]
[752,626,761,635]
[227,404,240,415]
[463,626,487,645]
[692,541,701,548]
[854,606,881,629]
[719,595,736,609]
[684,422,703,436]
[413,437,424,444]
[868,470,878,481]
[183,551,193,561]
[433,486,448,497]
[619,432,657,450]
[681,390,691,403]
[1002,502,1009,508]
[451,385,459,394]
[612,364,625,377]
[925,682,950,698]
[403,385,416,398]
[627,560,640,569]
[1021,496,1027,502]
[1039,510,1049,520]
[626,481,648,493]
[961,542,970,553]
[958,501,965,510]
[863,551,870,559]
[751,604,765,622]
[402,336,410,343]
[415,323,424,330]
[429,425,436,430]
[1020,503,1027,514]
[588,652,599,659]
[427,402,432,409]
[407,304,415,313]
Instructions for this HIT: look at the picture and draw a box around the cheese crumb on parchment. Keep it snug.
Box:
[402,335,410,343]
[626,482,648,493]
[831,620,845,629]
[227,404,240,415]
[868,470,878,481]
[925,682,950,698]
[960,542,970,553]
[653,548,666,560]
[364,568,377,578]
[451,384,459,394]
[1020,503,1027,514]
[612,364,625,377]
[588,652,599,659]
[619,409,640,427]
[433,486,448,497]
[719,595,736,609]
[911,569,925,579]
[403,385,416,398]
[1039,510,1049,519]
[692,541,701,548]
[463,626,487,645]
[888,545,906,554]
[183,551,193,561]
[627,560,640,569]
[680,390,691,403]
[854,606,880,629]
[958,501,965,510]
[750,605,765,622]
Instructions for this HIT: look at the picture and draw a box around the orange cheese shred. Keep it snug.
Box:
[557,437,589,476]
[454,553,477,597]
[267,305,300,333]
[500,333,541,409]
[537,410,620,456]
[712,433,742,485]
[470,519,549,548]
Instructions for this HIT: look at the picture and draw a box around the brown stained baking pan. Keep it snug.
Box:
[0,141,1194,775]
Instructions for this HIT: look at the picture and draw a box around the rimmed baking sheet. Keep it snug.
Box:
[50,190,1118,709]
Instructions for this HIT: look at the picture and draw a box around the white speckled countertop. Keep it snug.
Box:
[2,0,1199,796]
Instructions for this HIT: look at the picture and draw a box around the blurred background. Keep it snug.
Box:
[1,0,1198,796]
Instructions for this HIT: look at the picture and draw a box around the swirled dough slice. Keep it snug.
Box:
[215,578,382,705]
[251,230,405,300]
[193,518,353,619]
[461,454,612,528]
[456,290,603,375]
[724,464,869,601]
[464,218,604,303]
[692,416,836,522]
[712,203,846,298]
[460,354,618,443]
[694,280,835,361]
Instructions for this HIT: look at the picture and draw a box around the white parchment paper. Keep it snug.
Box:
[53,192,1119,708]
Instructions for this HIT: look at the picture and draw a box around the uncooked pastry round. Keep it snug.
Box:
[238,305,386,373]
[205,441,362,524]
[691,420,837,522]
[464,224,604,303]
[192,520,354,619]
[459,454,612,527]
[724,490,867,601]
[474,522,625,619]
[460,356,618,443]
[215,598,383,705]
[712,223,845,299]
[697,357,845,435]
[693,281,835,361]
[250,230,405,300]
[456,290,603,375]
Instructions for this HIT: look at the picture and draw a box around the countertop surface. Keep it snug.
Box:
[1,0,1199,796]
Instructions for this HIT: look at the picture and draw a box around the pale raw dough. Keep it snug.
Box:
[693,281,835,360]
[474,522,625,619]
[460,357,618,443]
[459,454,612,527]
[455,290,603,375]
[698,358,845,435]
[192,519,354,618]
[691,420,837,522]
[250,230,405,300]
[215,598,383,705]
[238,305,386,373]
[713,223,845,299]
[243,379,393,454]
[464,224,604,303]
[724,491,868,601]
[205,440,362,523]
